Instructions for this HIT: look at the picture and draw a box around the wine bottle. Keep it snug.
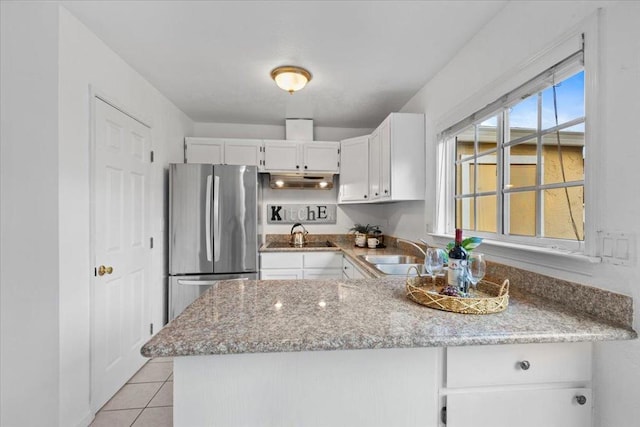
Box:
[447,228,468,287]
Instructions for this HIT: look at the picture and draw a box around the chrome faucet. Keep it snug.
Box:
[396,238,426,257]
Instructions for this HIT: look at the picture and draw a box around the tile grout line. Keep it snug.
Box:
[128,366,173,426]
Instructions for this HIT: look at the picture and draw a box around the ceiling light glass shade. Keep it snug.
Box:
[271,66,312,94]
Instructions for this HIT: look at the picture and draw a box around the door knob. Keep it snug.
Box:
[98,265,113,276]
[519,360,531,370]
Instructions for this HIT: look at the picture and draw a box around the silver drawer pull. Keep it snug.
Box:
[519,360,531,370]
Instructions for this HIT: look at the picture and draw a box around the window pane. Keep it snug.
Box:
[476,195,496,233]
[505,139,538,189]
[456,197,475,231]
[507,94,538,141]
[543,186,584,240]
[456,128,475,158]
[478,118,498,154]
[476,155,497,192]
[541,71,584,130]
[506,191,536,236]
[541,131,584,185]
[456,158,475,196]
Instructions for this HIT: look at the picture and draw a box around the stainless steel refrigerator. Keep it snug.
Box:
[168,163,258,321]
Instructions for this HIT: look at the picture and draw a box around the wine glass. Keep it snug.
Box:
[424,248,445,290]
[466,253,486,291]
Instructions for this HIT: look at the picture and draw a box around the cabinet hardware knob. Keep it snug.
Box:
[375,192,379,196]
[384,189,389,194]
[296,165,300,169]
[519,360,530,370]
[304,165,308,169]
[364,195,368,198]
[98,265,113,276]
[576,395,587,405]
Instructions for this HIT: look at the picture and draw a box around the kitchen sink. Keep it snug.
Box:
[374,263,424,276]
[358,254,421,265]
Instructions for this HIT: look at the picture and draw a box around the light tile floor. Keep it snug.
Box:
[90,357,173,427]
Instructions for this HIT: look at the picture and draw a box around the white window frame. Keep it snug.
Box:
[432,16,601,268]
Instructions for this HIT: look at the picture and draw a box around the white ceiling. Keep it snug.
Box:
[62,1,508,128]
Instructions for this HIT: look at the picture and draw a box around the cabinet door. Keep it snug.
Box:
[342,256,368,279]
[263,140,300,172]
[447,388,592,427]
[339,136,369,202]
[369,128,381,200]
[302,141,339,172]
[225,139,262,167]
[185,137,224,164]
[378,118,391,200]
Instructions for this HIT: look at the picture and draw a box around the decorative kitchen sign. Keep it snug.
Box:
[267,204,337,224]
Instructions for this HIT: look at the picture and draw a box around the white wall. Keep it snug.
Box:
[0,3,61,426]
[57,6,193,426]
[400,2,640,425]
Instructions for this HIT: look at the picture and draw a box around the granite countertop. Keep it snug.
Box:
[141,275,637,358]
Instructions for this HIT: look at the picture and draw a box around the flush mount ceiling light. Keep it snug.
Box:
[270,66,312,94]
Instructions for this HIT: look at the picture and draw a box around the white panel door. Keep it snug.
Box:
[92,98,151,411]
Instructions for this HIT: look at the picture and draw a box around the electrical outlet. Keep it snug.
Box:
[599,231,636,266]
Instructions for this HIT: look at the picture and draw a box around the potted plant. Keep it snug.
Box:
[349,223,380,247]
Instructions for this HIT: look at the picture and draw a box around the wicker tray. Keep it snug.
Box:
[405,268,509,315]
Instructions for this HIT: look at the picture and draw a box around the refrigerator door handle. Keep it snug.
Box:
[213,175,221,262]
[205,174,213,262]
[177,278,248,286]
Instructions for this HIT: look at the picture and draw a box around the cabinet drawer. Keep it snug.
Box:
[303,252,342,269]
[261,253,303,269]
[447,387,592,427]
[260,269,303,280]
[303,270,342,280]
[447,342,591,388]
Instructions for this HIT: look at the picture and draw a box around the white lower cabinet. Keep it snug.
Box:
[342,255,367,279]
[443,342,592,427]
[260,252,342,279]
[446,387,592,427]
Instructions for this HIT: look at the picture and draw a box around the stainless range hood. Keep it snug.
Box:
[269,173,334,189]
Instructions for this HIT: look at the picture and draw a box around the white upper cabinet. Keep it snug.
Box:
[340,112,425,204]
[224,139,263,166]
[302,141,340,172]
[263,140,339,173]
[185,137,225,164]
[185,137,262,167]
[368,128,382,201]
[339,135,370,202]
[372,112,424,202]
[262,140,300,172]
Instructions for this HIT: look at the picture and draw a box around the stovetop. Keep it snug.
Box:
[265,241,337,249]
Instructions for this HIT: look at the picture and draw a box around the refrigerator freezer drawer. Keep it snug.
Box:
[169,273,258,321]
